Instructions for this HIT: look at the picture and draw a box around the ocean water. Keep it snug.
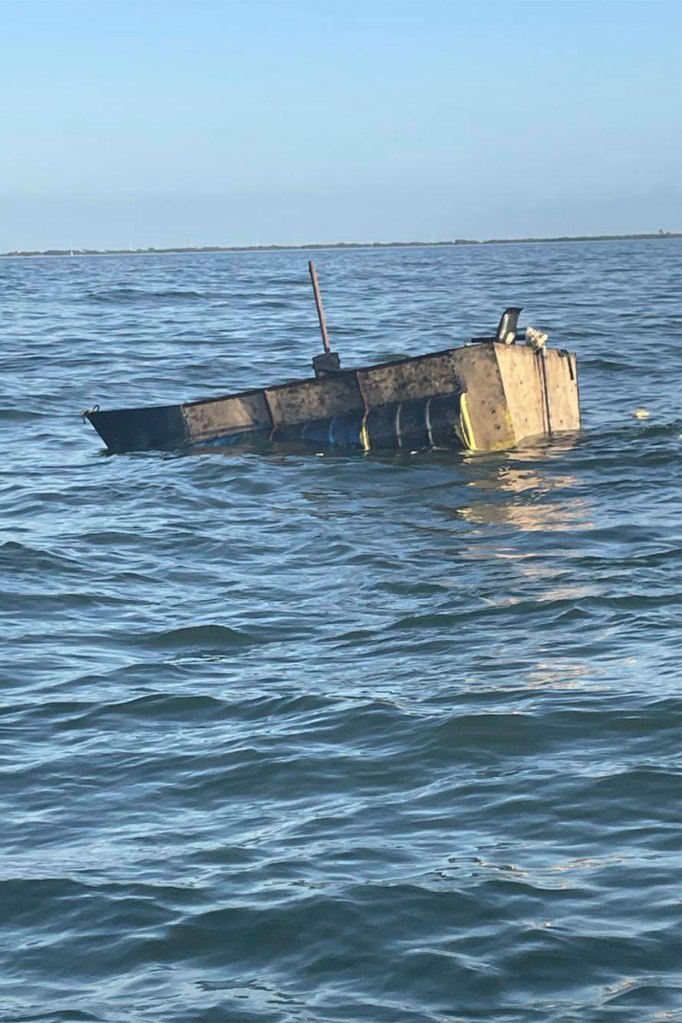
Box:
[1,239,680,1023]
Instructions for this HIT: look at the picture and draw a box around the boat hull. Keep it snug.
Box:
[85,341,580,455]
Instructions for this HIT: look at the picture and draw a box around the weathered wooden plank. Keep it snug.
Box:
[542,349,581,434]
[494,342,548,443]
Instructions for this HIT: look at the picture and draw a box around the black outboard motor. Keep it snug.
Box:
[471,307,523,345]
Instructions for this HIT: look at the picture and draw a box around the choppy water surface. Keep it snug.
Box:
[1,241,680,1022]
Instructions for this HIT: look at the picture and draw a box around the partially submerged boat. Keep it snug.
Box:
[83,264,580,455]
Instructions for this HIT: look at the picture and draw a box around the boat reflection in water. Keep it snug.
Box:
[453,435,592,533]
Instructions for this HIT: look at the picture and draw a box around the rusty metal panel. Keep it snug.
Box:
[450,345,516,451]
[182,390,272,442]
[264,372,364,427]
[87,404,187,453]
[356,351,458,408]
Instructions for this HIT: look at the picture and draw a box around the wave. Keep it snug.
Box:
[86,287,205,303]
[143,623,256,650]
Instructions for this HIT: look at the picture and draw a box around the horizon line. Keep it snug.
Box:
[2,230,680,258]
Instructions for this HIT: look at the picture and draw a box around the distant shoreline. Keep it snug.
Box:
[1,231,679,258]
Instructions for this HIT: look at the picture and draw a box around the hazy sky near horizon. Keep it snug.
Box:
[1,0,680,250]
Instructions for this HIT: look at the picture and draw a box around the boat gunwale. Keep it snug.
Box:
[182,343,470,412]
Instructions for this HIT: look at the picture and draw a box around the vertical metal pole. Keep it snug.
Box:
[308,261,331,354]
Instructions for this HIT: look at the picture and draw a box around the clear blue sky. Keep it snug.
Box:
[1,0,680,250]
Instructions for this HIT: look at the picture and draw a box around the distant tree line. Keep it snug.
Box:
[2,232,679,258]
